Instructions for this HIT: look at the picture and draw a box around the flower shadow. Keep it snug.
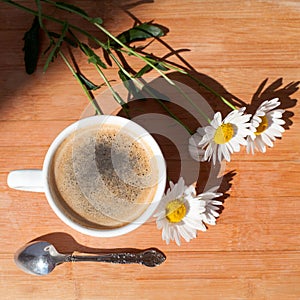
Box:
[120,9,298,132]
[217,170,236,215]
[196,162,236,216]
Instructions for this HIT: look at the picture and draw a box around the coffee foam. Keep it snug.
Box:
[52,124,158,228]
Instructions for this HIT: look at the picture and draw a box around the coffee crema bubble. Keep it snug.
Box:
[51,124,159,229]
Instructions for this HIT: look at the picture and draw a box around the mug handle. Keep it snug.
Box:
[7,170,44,192]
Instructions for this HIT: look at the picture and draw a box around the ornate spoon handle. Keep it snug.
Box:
[68,249,166,267]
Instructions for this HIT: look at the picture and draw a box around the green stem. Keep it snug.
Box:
[109,53,211,122]
[151,58,237,111]
[95,65,126,107]
[94,64,131,119]
[59,51,103,115]
[109,52,210,123]
[108,52,192,133]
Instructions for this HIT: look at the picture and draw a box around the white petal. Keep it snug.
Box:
[273,118,285,126]
[222,144,231,162]
[270,123,285,133]
[203,142,213,161]
[209,209,220,218]
[246,136,255,154]
[255,136,266,153]
[196,219,207,232]
[265,98,280,111]
[231,113,251,125]
[229,139,241,152]
[169,181,175,190]
[261,133,274,147]
[173,228,181,246]
[156,217,165,229]
[184,185,196,198]
[184,216,206,231]
[206,126,216,135]
[210,200,223,205]
[211,112,222,128]
[269,109,285,118]
[162,225,170,244]
[201,213,216,225]
[217,144,223,162]
[170,177,184,199]
[178,225,195,242]
[226,139,235,153]
[224,109,239,123]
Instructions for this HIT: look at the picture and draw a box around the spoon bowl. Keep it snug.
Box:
[14,241,65,275]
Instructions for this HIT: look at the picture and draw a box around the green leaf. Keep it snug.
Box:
[79,43,106,68]
[43,22,69,72]
[155,62,169,71]
[77,73,102,90]
[118,70,140,97]
[23,17,40,74]
[134,64,152,78]
[55,2,88,17]
[110,23,165,48]
[135,60,169,78]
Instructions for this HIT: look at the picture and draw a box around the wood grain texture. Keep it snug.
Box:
[0,0,299,299]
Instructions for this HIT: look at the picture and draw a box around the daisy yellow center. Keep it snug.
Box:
[255,116,268,135]
[214,124,234,144]
[166,199,186,223]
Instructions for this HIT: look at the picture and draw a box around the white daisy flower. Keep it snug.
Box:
[197,186,223,226]
[154,177,223,246]
[246,98,285,154]
[195,108,252,164]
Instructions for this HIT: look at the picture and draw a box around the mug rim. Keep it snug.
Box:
[42,115,166,237]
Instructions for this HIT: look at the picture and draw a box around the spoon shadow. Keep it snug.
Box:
[31,232,163,256]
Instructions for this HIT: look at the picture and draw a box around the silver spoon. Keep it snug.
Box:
[15,241,166,276]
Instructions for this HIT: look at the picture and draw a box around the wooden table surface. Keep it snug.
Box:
[1,0,300,299]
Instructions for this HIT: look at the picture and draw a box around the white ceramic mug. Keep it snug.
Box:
[7,115,166,237]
